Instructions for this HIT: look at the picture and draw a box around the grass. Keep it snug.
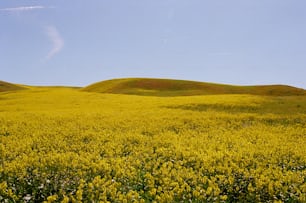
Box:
[82,78,306,96]
[0,81,26,92]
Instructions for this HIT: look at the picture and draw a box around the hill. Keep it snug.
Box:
[1,78,306,202]
[0,81,26,92]
[82,78,306,96]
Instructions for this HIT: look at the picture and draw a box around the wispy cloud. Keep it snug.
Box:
[0,6,50,12]
[45,26,64,60]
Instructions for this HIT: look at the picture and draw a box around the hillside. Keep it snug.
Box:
[0,80,26,92]
[1,79,306,202]
[82,78,306,96]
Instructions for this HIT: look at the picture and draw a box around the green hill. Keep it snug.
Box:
[0,81,26,92]
[82,78,306,96]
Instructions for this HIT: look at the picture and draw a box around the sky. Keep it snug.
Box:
[1,0,306,88]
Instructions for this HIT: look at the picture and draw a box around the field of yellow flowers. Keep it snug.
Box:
[0,87,306,202]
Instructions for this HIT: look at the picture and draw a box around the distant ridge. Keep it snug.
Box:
[0,81,26,92]
[82,78,306,96]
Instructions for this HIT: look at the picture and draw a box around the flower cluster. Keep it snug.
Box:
[0,88,305,202]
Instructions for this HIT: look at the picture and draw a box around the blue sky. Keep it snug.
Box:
[1,0,306,88]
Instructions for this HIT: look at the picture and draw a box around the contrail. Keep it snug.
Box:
[0,6,47,12]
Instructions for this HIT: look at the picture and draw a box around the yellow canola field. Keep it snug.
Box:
[0,87,306,202]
